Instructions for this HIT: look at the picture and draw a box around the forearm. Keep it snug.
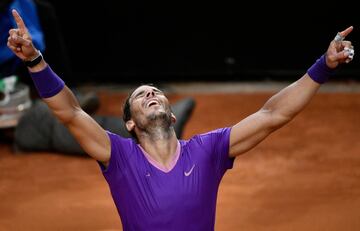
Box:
[29,60,81,124]
[28,59,110,161]
[229,27,354,157]
[43,86,82,124]
[262,53,338,126]
[7,9,111,161]
[262,74,320,126]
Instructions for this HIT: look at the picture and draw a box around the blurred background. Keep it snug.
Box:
[35,0,360,84]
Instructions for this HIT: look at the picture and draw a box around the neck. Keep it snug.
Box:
[137,128,178,169]
[141,123,175,141]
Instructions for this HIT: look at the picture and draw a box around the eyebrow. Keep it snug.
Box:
[132,88,163,99]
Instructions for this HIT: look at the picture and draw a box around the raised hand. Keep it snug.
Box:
[326,26,354,69]
[7,9,39,61]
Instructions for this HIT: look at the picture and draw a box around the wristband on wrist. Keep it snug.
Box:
[30,65,65,98]
[24,51,43,68]
[307,54,336,84]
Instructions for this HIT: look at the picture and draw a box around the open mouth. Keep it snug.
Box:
[146,100,159,108]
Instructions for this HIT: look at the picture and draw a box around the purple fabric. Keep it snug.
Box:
[99,127,234,231]
[307,54,335,84]
[30,65,65,98]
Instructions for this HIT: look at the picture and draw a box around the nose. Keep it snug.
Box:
[145,90,155,98]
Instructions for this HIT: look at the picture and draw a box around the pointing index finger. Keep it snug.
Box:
[12,9,28,34]
[339,26,353,38]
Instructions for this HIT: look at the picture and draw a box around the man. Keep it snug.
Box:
[7,9,354,231]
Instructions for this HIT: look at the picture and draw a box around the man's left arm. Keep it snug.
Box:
[229,26,354,158]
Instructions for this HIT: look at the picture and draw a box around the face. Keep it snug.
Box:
[126,85,176,133]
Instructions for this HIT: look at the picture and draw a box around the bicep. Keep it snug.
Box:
[66,110,111,163]
[229,109,283,157]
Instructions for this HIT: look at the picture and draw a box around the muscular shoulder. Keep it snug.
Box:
[182,127,231,152]
[107,131,138,155]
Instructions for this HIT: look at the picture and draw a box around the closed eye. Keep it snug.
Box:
[133,90,145,99]
[153,89,163,94]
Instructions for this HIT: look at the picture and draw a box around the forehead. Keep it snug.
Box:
[130,85,162,98]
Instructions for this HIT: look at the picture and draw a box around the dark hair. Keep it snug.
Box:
[122,93,133,123]
[122,88,137,139]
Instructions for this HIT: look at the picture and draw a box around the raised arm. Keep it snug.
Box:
[7,9,111,164]
[229,26,354,157]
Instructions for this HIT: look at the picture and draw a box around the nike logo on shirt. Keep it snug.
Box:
[184,164,196,176]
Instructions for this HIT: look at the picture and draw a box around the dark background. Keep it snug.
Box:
[44,1,359,84]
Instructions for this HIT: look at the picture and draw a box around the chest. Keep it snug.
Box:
[122,150,219,205]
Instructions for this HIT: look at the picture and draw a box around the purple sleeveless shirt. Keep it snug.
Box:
[99,127,234,231]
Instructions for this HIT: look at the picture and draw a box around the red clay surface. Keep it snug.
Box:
[1,91,360,231]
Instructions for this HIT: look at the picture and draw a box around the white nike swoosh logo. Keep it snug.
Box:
[184,164,196,176]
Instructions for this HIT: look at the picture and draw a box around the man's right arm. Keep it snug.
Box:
[44,83,111,164]
[33,61,111,163]
[7,9,111,165]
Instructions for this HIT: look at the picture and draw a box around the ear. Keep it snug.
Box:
[125,120,135,132]
[171,113,177,124]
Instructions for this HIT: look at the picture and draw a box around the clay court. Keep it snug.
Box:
[1,82,360,231]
